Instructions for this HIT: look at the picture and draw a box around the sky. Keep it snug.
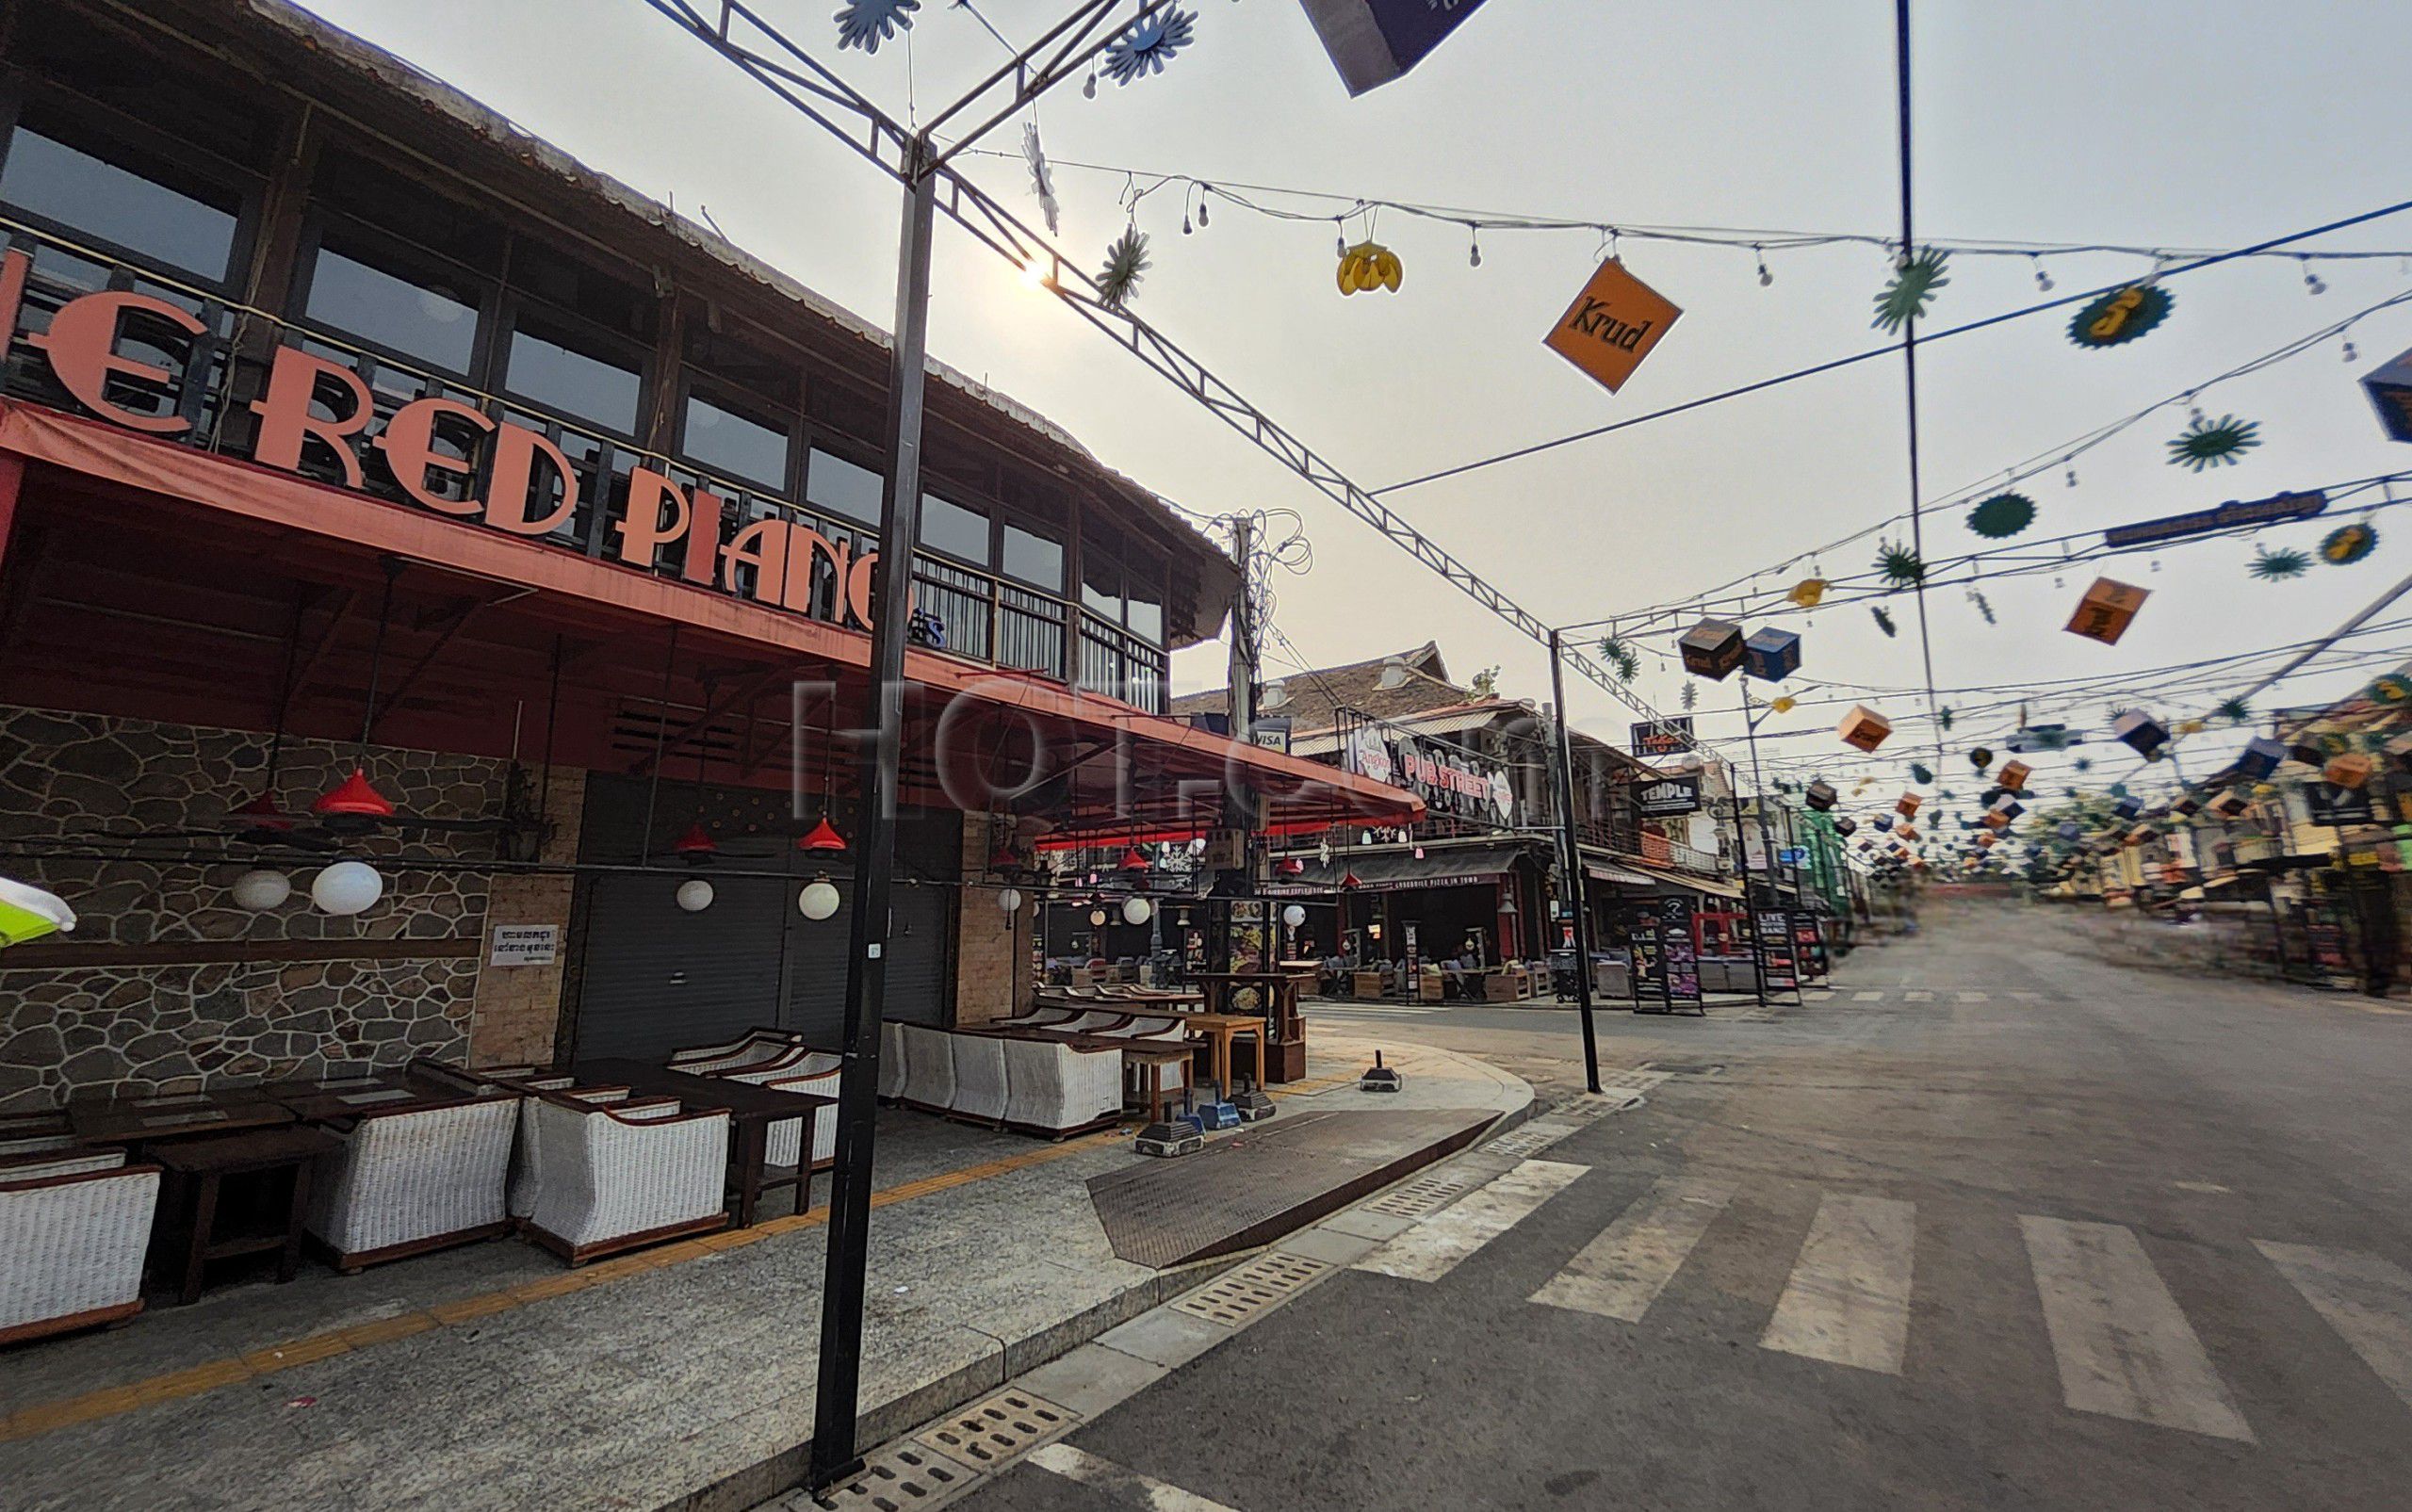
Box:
[297,0,2412,817]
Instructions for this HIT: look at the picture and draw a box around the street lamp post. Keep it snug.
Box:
[1546,629,1603,1094]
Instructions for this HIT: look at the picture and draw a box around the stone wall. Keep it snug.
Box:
[466,766,584,1066]
[952,812,1029,1025]
[0,704,509,1112]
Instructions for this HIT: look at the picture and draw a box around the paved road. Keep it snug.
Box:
[958,900,2412,1510]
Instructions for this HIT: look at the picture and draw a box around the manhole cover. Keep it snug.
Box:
[914,1390,1073,1470]
[1171,1251,1334,1326]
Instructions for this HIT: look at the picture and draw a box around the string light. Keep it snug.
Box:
[2031,255,2054,291]
[1755,243,1772,286]
[2302,255,2328,295]
[2064,463,2078,488]
[1469,226,1482,268]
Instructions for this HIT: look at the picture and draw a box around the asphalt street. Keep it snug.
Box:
[956,899,2412,1511]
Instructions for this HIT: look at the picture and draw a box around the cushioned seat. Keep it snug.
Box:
[1,1147,161,1344]
[999,1038,1123,1137]
[521,1094,730,1264]
[306,1097,520,1271]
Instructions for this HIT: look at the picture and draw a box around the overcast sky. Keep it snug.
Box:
[301,0,2412,807]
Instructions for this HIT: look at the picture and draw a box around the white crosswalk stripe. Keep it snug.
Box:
[1307,1002,1450,1017]
[1026,1443,1242,1511]
[1957,990,1990,1003]
[2255,1241,2412,1414]
[1530,1177,1735,1323]
[1903,991,1935,1002]
[2013,991,2045,1000]
[1761,1194,1917,1375]
[1854,990,1886,1002]
[2021,1215,2254,1441]
[1355,1159,1587,1282]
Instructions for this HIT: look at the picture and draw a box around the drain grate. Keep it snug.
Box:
[1484,1123,1571,1158]
[789,1441,970,1512]
[1361,1170,1471,1219]
[1641,1061,1726,1078]
[1171,1251,1334,1326]
[914,1390,1074,1471]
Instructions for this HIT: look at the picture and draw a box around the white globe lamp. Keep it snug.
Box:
[1282,903,1307,929]
[998,886,1023,916]
[310,861,383,917]
[799,877,841,920]
[231,869,293,912]
[1121,896,1153,925]
[676,879,715,913]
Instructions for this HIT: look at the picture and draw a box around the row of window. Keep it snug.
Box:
[0,95,1168,642]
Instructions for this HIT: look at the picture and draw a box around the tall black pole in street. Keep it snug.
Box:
[810,159,936,1492]
[1546,630,1603,1093]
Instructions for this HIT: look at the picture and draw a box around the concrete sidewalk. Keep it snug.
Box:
[0,1031,1526,1512]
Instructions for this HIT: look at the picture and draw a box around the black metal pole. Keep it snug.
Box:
[1546,630,1602,1093]
[1738,688,1772,1007]
[809,155,937,1494]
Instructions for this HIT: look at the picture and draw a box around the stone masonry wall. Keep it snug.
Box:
[0,704,508,1112]
[466,766,584,1066]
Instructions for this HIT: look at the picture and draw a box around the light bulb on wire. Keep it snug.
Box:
[2031,256,2054,292]
[1755,244,1771,287]
[2302,257,2327,296]
[1469,228,1482,268]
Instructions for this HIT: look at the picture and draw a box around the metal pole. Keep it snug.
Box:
[1737,688,1771,1008]
[810,156,937,1494]
[1547,630,1603,1094]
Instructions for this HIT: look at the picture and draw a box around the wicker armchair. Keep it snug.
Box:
[666,1030,808,1075]
[896,1025,957,1115]
[999,1038,1123,1138]
[305,1097,521,1272]
[521,1093,731,1264]
[1,1147,161,1345]
[711,1049,840,1171]
[947,1033,1009,1126]
[506,1083,633,1222]
[878,1021,907,1102]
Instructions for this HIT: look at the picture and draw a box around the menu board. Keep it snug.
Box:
[1755,909,1799,996]
[1658,895,1703,1007]
[1792,917,1827,981]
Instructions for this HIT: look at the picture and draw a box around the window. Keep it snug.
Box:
[1126,583,1165,643]
[0,126,238,281]
[1002,523,1063,591]
[919,494,989,564]
[1082,552,1121,621]
[806,447,884,526]
[503,320,642,435]
[304,233,480,375]
[683,392,790,488]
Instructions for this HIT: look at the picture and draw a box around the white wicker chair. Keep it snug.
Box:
[721,1050,841,1170]
[1051,1011,1135,1035]
[897,1025,956,1114]
[1,1148,161,1344]
[947,1033,1009,1125]
[1092,1014,1185,1041]
[305,1098,522,1271]
[508,1084,633,1222]
[522,1095,731,1265]
[999,1038,1123,1137]
[666,1030,805,1075]
[877,1021,907,1101]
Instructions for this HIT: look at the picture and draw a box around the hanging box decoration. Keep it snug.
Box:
[1983,810,2009,830]
[1742,626,1802,682]
[2174,796,2202,817]
[1296,0,1498,96]
[1678,619,1746,680]
[2362,344,2412,444]
[1804,779,1838,811]
[2236,736,2288,781]
[1896,792,1922,818]
[1874,814,1895,833]
[1898,823,1919,841]
[2325,752,2374,789]
[2113,795,2144,821]
[2112,710,2169,757]
[1838,705,1893,753]
[1833,817,1858,837]
[2067,578,2150,645]
[2211,791,2251,818]
[1996,759,2032,793]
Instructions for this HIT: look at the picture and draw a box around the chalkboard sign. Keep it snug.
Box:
[1792,916,1827,981]
[1755,908,1799,998]
[1628,908,1663,1008]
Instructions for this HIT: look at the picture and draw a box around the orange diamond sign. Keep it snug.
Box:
[1543,258,1683,394]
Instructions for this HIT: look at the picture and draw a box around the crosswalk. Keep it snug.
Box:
[1355,1161,2412,1443]
[1847,988,2045,1003]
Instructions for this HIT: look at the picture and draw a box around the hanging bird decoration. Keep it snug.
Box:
[2215,695,2252,724]
[2069,283,2174,349]
[1100,5,1196,83]
[1873,247,1950,332]
[834,0,920,52]
[1596,637,1641,682]
[1788,577,1828,609]
[1021,121,1061,236]
[1338,242,1404,295]
[2167,413,2262,471]
[1872,604,1899,637]
[2249,545,2310,581]
[1876,540,1925,589]
[1967,492,2036,539]
[1097,228,1151,310]
[2322,522,2379,565]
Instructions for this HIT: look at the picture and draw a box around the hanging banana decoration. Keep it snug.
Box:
[1338,241,1404,296]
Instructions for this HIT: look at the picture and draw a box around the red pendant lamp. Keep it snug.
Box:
[313,767,397,832]
[798,815,848,853]
[1340,868,1364,890]
[232,790,294,833]
[1276,856,1305,876]
[1117,843,1150,872]
[987,840,1023,873]
[673,821,719,865]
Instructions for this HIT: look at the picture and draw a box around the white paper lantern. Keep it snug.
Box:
[1282,903,1307,929]
[998,887,1023,915]
[799,878,841,920]
[310,861,383,917]
[230,869,293,912]
[1088,908,1107,926]
[676,879,715,913]
[1121,896,1153,925]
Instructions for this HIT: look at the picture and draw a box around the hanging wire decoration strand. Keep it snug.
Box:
[1892,0,1945,784]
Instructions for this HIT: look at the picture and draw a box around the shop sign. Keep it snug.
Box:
[1544,258,1685,395]
[1247,717,1294,755]
[1754,909,1798,994]
[2102,489,2327,549]
[1656,894,1702,1007]
[0,251,886,633]
[488,924,559,967]
[1629,718,1695,758]
[1345,724,1513,824]
[1633,775,1703,818]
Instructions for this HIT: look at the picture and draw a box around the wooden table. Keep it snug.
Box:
[1118,1043,1194,1125]
[575,1058,835,1228]
[70,1091,295,1148]
[1187,969,1316,1082]
[270,1071,493,1126]
[1165,1011,1263,1098]
[148,1125,341,1306]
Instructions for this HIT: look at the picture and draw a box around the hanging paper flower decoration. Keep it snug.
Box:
[1872,247,1949,332]
[1872,605,1898,637]
[1337,242,1403,295]
[2369,673,2412,706]
[1967,492,2036,539]
[2177,719,2206,736]
[2214,695,2252,724]
[1021,121,1061,236]
[1770,696,1797,715]
[1596,637,1640,681]
[2249,545,2309,581]
[1101,6,1196,84]
[1680,679,1698,712]
[834,0,920,53]
[2069,283,2173,349]
[1875,541,1925,589]
[1788,577,1828,609]
[2322,522,2378,565]
[2167,414,2261,471]
[1097,228,1150,311]
[2074,756,2093,772]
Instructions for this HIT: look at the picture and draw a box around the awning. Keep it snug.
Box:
[1624,859,1745,900]
[1266,839,1537,894]
[1583,858,1661,889]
